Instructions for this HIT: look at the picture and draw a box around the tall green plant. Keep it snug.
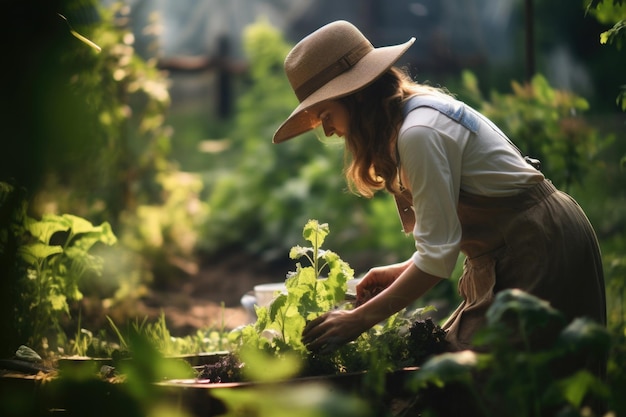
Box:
[48,3,208,302]
[46,2,174,219]
[0,1,183,309]
[231,219,447,390]
[237,220,353,356]
[117,171,210,289]
[11,195,117,351]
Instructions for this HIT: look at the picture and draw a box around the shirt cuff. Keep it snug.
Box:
[410,243,460,279]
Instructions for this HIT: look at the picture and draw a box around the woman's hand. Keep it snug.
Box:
[301,309,367,353]
[301,262,410,353]
[356,260,413,306]
[301,260,442,354]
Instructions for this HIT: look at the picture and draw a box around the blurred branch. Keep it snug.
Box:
[157,55,247,73]
[587,0,625,9]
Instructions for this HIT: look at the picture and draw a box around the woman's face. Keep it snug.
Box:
[312,100,350,138]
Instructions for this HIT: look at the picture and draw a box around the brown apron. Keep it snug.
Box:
[396,180,606,350]
[439,180,606,351]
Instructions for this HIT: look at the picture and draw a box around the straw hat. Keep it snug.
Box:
[273,20,415,143]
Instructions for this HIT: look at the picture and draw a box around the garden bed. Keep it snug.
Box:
[0,353,421,417]
[0,221,446,416]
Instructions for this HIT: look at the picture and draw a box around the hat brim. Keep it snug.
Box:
[273,37,416,144]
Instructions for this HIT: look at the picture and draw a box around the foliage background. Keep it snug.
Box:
[0,0,624,413]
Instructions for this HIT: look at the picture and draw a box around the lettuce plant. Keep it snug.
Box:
[237,219,353,356]
[225,219,447,385]
[16,208,117,351]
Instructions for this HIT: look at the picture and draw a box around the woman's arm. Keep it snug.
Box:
[355,262,443,328]
[301,262,443,351]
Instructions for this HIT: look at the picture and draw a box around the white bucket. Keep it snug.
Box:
[253,282,287,307]
[240,282,287,323]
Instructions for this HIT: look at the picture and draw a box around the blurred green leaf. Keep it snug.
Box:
[213,382,371,417]
[408,350,479,389]
[24,216,70,245]
[486,289,566,329]
[240,346,302,382]
[556,370,606,408]
[557,317,612,356]
[18,242,63,265]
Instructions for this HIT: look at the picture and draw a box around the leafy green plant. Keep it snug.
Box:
[15,209,117,351]
[220,220,448,388]
[117,171,210,290]
[461,71,613,192]
[68,313,118,358]
[586,0,626,110]
[407,289,612,417]
[59,219,445,394]
[63,304,238,360]
[104,311,237,359]
[237,220,353,356]
[15,2,185,307]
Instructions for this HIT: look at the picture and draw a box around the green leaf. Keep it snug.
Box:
[49,292,68,311]
[268,293,288,322]
[486,289,566,329]
[557,370,603,408]
[324,252,352,303]
[15,345,43,362]
[282,311,306,345]
[600,31,610,44]
[99,221,117,245]
[61,214,96,235]
[25,215,70,244]
[321,249,338,264]
[18,242,63,265]
[556,317,611,356]
[302,219,329,248]
[254,305,270,330]
[57,13,101,53]
[289,245,310,260]
[16,345,43,362]
[408,350,479,389]
[240,346,302,382]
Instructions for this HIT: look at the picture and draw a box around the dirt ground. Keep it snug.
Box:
[97,250,293,337]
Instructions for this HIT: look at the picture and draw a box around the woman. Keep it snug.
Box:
[273,21,606,356]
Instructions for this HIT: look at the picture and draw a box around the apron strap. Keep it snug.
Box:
[394,95,479,233]
[394,95,540,233]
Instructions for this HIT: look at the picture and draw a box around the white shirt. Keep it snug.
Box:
[398,104,544,279]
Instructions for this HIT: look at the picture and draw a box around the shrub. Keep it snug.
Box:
[461,70,613,193]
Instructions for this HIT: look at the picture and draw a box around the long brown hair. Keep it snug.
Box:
[339,67,446,198]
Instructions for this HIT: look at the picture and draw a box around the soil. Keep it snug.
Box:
[85,250,293,337]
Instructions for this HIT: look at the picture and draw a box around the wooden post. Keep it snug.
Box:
[524,0,535,82]
[216,35,232,119]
